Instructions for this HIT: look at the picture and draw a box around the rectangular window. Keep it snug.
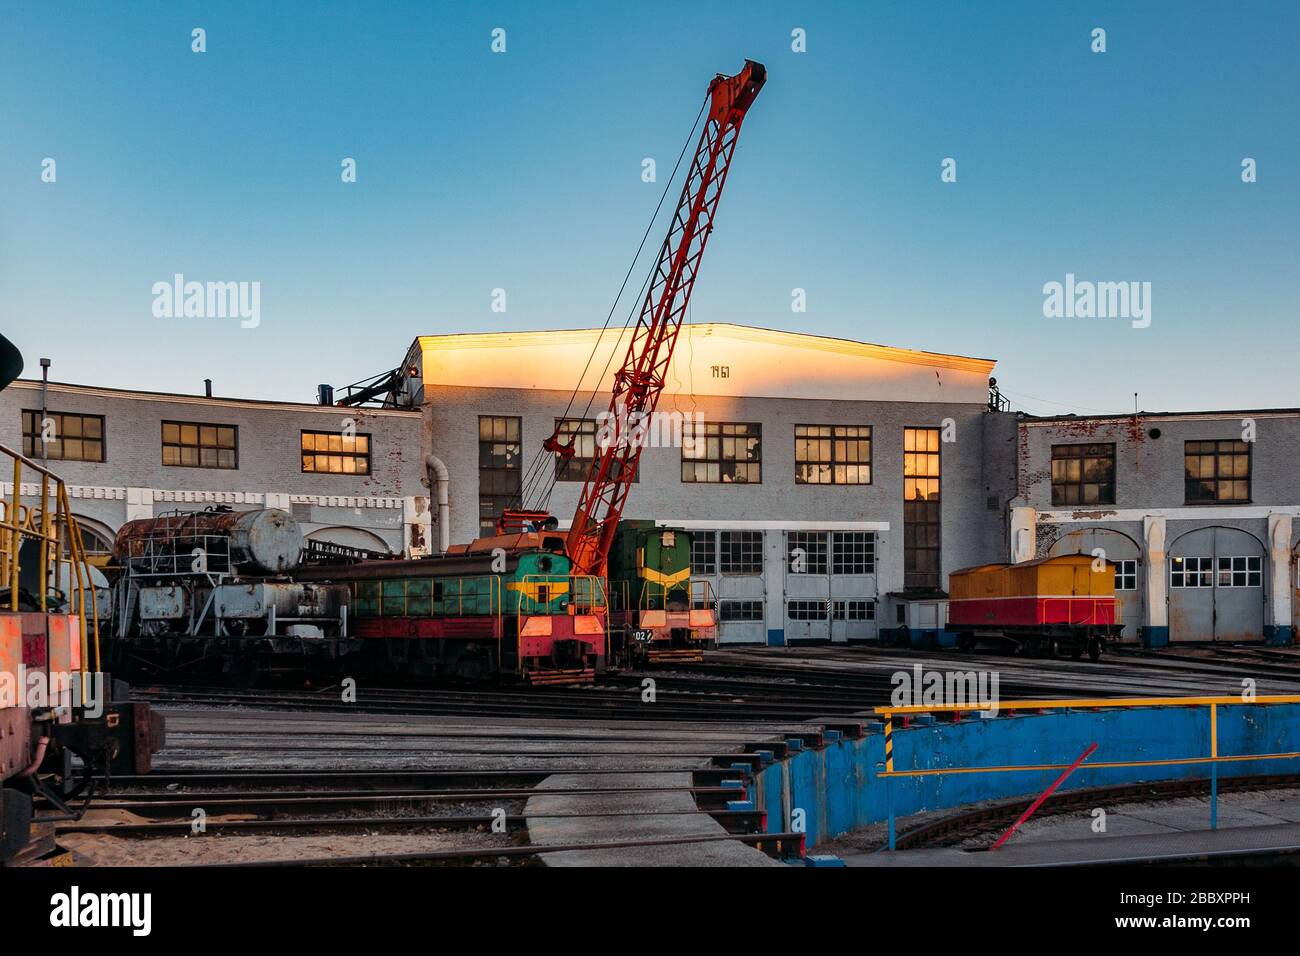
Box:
[478,415,522,535]
[833,599,875,621]
[719,530,763,574]
[551,418,638,483]
[1216,556,1261,588]
[719,599,764,622]
[691,531,717,576]
[162,421,238,469]
[794,425,871,485]
[301,430,370,475]
[1050,443,1115,506]
[681,421,761,484]
[904,427,941,590]
[786,600,829,622]
[787,531,828,574]
[1113,559,1138,591]
[1185,440,1250,504]
[21,410,105,462]
[1170,556,1213,588]
[832,532,876,575]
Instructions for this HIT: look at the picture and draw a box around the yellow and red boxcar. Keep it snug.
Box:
[948,554,1120,660]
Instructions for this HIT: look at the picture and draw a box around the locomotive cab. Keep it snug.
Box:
[607,521,716,666]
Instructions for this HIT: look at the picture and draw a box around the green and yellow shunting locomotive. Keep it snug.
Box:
[294,537,607,684]
[607,520,716,664]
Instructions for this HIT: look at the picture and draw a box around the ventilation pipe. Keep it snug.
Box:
[425,454,450,554]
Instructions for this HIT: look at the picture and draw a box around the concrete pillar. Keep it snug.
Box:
[1009,506,1036,563]
[1266,514,1294,646]
[1142,515,1168,647]
[125,487,154,522]
[765,530,786,647]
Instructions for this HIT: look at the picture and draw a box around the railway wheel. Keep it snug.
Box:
[1087,637,1104,662]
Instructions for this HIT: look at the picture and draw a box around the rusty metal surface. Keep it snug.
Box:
[114,508,303,574]
[0,707,32,783]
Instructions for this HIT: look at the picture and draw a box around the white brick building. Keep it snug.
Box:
[0,380,426,557]
[401,323,1014,646]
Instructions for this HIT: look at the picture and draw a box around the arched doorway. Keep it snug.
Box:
[1048,527,1141,642]
[1168,526,1265,642]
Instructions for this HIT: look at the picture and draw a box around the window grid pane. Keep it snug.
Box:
[787,532,828,574]
[478,415,522,535]
[832,532,876,575]
[794,424,871,485]
[162,420,239,470]
[832,599,875,621]
[1050,443,1116,506]
[681,422,761,484]
[20,410,106,462]
[691,531,717,576]
[786,599,830,621]
[551,418,639,483]
[301,430,371,476]
[719,599,763,622]
[719,531,763,574]
[903,428,941,590]
[1113,559,1138,591]
[1184,440,1251,504]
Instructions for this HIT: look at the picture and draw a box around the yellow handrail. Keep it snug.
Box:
[874,695,1300,776]
[0,442,96,699]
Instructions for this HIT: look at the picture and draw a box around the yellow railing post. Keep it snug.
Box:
[9,455,20,610]
[38,473,49,613]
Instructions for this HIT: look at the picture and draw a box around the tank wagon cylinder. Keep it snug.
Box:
[114,508,304,575]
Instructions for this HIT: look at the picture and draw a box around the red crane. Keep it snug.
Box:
[502,59,766,578]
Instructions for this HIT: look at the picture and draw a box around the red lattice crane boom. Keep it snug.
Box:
[526,60,765,577]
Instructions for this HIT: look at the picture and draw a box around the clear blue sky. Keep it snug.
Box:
[2,1,1296,415]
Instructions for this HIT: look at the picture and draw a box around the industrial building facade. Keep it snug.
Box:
[0,380,425,559]
[402,324,1015,646]
[7,324,1297,648]
[1009,410,1300,647]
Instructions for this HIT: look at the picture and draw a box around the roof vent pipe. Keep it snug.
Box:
[425,454,451,554]
[204,378,212,397]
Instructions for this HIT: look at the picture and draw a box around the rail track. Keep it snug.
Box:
[130,661,1198,723]
[50,764,796,866]
[888,773,1300,851]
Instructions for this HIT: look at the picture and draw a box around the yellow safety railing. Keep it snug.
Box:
[875,694,1300,775]
[872,694,1300,847]
[0,442,98,690]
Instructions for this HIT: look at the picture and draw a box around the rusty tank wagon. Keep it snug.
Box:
[108,507,353,681]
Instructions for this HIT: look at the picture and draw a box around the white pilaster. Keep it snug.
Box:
[1267,514,1293,632]
[1009,506,1036,563]
[1144,515,1167,630]
[125,487,154,521]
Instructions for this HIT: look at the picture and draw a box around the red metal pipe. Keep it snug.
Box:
[990,742,1098,850]
[17,735,50,778]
